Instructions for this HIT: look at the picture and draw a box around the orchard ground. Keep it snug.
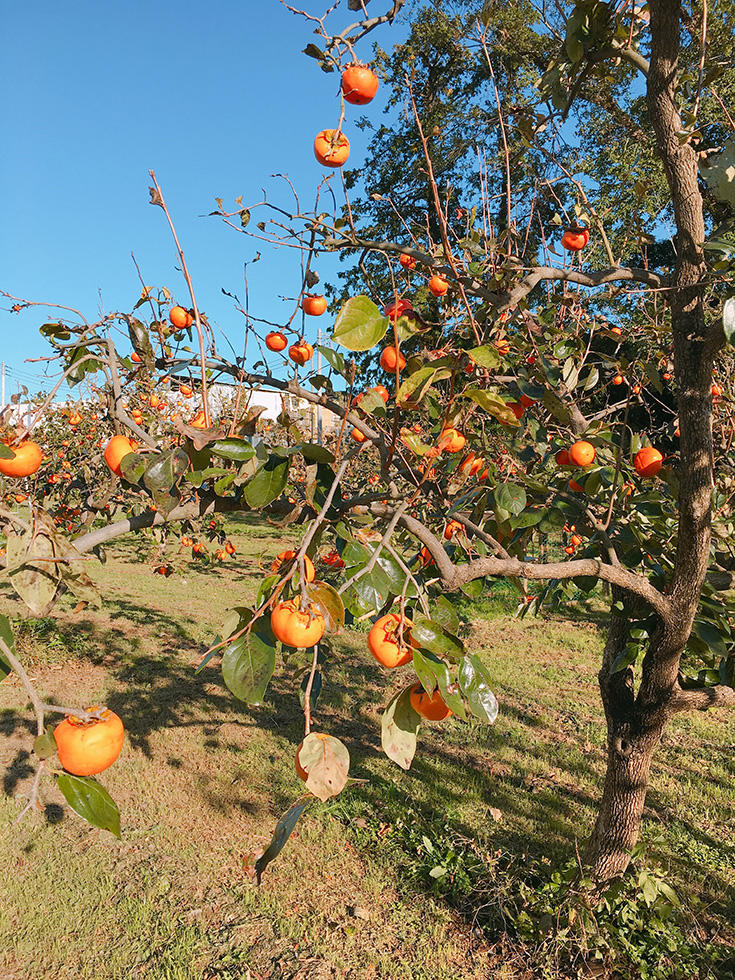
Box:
[0,516,733,980]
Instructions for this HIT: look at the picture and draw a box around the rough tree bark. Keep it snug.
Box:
[586,0,715,883]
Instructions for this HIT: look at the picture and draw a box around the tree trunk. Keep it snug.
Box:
[586,719,663,881]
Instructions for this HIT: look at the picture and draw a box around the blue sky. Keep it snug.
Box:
[0,0,397,397]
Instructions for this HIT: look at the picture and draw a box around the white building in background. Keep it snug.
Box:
[2,383,340,443]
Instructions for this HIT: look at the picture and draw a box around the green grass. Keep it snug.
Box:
[1,517,733,979]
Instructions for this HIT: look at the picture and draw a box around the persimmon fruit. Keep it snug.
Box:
[0,441,43,478]
[379,346,406,372]
[271,599,325,648]
[561,228,590,251]
[295,731,331,781]
[53,708,125,776]
[438,428,466,454]
[266,331,288,352]
[104,436,135,477]
[270,550,315,582]
[368,613,416,668]
[399,253,416,270]
[289,341,314,365]
[341,64,379,105]
[302,295,327,316]
[428,275,449,297]
[314,129,350,168]
[383,298,412,320]
[569,440,596,466]
[409,684,452,721]
[170,306,193,329]
[634,447,663,478]
[444,519,463,540]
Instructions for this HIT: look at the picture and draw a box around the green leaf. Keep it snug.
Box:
[127,317,155,364]
[299,443,335,464]
[244,454,289,508]
[33,731,57,759]
[6,530,59,616]
[458,653,499,724]
[0,614,14,679]
[381,687,421,770]
[142,449,190,493]
[306,462,342,518]
[305,580,345,630]
[411,613,464,659]
[700,140,735,206]
[56,773,121,837]
[210,438,255,463]
[297,732,350,802]
[495,483,527,517]
[464,389,518,425]
[332,295,388,352]
[118,452,147,484]
[467,345,501,369]
[611,643,641,673]
[412,649,467,720]
[0,443,15,459]
[723,297,735,347]
[66,346,103,385]
[253,798,312,884]
[222,617,277,705]
[431,596,459,634]
[316,345,347,377]
[397,366,450,407]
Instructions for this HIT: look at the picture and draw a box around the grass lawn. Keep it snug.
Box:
[1,515,733,979]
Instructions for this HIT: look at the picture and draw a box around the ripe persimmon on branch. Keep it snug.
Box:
[1,0,734,903]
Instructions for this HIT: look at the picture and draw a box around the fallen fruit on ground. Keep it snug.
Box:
[53,709,125,776]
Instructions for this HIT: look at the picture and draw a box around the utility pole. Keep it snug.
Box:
[316,329,323,445]
[0,362,5,409]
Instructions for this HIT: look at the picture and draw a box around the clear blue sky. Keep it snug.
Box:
[0,0,397,396]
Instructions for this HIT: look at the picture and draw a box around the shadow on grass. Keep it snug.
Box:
[2,599,734,971]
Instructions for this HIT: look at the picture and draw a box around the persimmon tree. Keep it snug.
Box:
[2,0,735,896]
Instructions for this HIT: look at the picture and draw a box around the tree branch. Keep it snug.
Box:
[668,683,735,714]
